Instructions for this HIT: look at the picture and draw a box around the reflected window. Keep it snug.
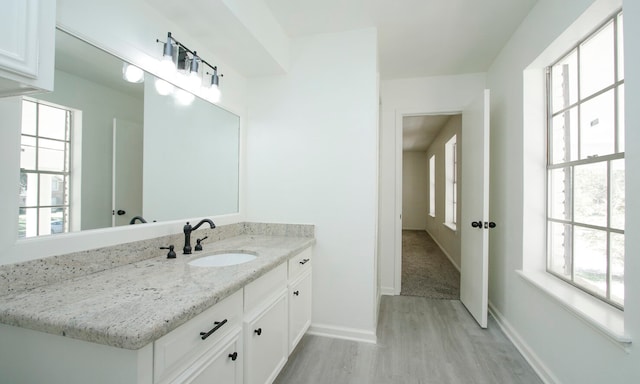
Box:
[546,11,624,308]
[445,135,457,229]
[19,99,73,238]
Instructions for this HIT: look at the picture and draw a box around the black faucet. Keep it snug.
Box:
[129,216,147,224]
[183,219,216,254]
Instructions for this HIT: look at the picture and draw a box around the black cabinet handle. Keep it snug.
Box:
[199,319,228,340]
[228,352,238,361]
[293,290,300,296]
[299,258,310,265]
[254,328,262,336]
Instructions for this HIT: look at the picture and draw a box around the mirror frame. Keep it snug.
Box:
[0,25,245,265]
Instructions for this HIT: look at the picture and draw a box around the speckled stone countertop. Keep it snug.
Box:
[0,232,314,350]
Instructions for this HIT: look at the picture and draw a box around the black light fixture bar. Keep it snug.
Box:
[156,32,219,74]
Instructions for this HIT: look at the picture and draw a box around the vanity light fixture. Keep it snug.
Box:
[156,32,222,102]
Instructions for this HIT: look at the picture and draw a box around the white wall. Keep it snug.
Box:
[486,0,640,382]
[425,115,462,269]
[246,28,379,341]
[402,151,428,230]
[379,73,486,294]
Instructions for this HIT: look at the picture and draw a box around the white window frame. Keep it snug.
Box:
[19,98,80,237]
[444,135,457,230]
[428,154,435,217]
[545,12,625,310]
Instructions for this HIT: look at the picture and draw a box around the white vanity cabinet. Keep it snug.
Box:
[287,248,312,353]
[243,263,289,384]
[154,289,244,384]
[0,0,55,97]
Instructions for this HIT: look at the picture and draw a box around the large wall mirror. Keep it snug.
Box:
[17,29,240,238]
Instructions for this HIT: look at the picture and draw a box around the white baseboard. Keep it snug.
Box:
[402,227,426,231]
[380,286,395,296]
[488,301,560,384]
[307,323,377,344]
[424,229,460,272]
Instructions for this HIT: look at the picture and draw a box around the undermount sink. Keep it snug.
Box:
[188,252,257,267]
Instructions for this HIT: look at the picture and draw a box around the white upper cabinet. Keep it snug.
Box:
[0,0,55,97]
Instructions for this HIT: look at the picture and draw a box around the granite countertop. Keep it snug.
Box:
[0,234,314,350]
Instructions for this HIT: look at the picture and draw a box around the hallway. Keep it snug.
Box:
[401,230,460,299]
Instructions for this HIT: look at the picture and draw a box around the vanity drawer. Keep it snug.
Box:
[288,247,312,280]
[244,263,287,315]
[154,289,243,384]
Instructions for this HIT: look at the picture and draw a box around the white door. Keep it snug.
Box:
[460,89,491,328]
[112,118,143,227]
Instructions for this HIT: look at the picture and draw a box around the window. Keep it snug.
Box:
[429,155,435,217]
[19,99,73,238]
[445,135,457,229]
[546,12,624,309]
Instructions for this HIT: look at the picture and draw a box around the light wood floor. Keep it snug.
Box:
[275,295,542,384]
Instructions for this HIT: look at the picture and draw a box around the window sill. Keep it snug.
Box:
[443,222,457,232]
[517,270,631,347]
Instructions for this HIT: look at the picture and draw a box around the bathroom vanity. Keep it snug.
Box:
[0,223,314,384]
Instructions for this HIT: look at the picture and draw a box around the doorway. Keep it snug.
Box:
[400,114,462,299]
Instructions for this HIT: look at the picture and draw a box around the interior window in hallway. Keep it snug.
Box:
[401,230,460,299]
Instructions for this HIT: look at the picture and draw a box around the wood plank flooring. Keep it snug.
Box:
[274,296,542,384]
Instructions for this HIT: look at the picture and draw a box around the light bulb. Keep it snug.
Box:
[123,63,144,83]
[187,71,201,89]
[158,55,176,79]
[209,84,221,103]
[154,78,174,96]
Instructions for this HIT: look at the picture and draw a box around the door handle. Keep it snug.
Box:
[471,221,482,228]
[117,209,126,216]
[485,221,496,229]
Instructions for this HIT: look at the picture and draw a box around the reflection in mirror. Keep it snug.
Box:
[17,29,240,238]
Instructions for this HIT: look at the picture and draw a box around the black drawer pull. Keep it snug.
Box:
[254,328,262,336]
[293,290,300,296]
[228,352,238,361]
[200,319,228,340]
[299,258,310,265]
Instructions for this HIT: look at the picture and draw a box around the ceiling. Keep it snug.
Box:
[265,0,538,79]
[403,115,457,152]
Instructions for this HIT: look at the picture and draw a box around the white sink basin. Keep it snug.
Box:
[188,252,257,267]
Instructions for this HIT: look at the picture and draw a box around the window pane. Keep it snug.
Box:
[548,168,571,220]
[580,21,614,98]
[551,107,578,163]
[574,162,607,227]
[552,50,578,113]
[38,138,67,172]
[618,84,625,152]
[617,13,624,81]
[20,136,36,170]
[610,159,625,230]
[21,100,37,135]
[38,104,68,140]
[548,222,572,279]
[580,90,615,159]
[50,207,68,234]
[21,172,38,207]
[20,207,38,238]
[573,227,607,297]
[610,232,624,306]
[39,174,67,206]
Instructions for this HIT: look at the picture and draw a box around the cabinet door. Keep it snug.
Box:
[288,271,312,353]
[187,333,242,384]
[0,0,55,96]
[244,294,288,384]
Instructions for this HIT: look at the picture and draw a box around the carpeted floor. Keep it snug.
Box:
[401,230,460,299]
